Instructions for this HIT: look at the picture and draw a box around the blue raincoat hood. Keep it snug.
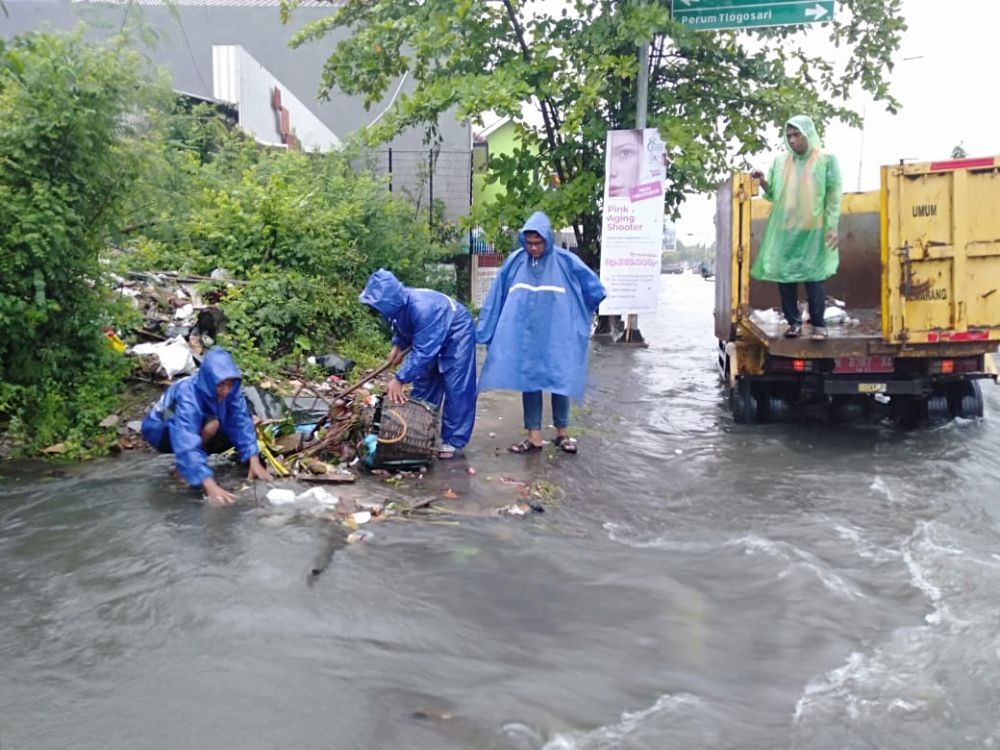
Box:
[359,269,408,325]
[519,212,555,259]
[193,347,243,405]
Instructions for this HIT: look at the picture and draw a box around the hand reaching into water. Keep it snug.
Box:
[202,477,236,506]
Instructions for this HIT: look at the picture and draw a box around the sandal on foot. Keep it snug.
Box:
[438,444,461,460]
[553,435,578,454]
[508,439,543,454]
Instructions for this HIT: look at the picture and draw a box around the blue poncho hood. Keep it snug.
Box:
[359,269,408,325]
[193,347,243,406]
[519,211,555,259]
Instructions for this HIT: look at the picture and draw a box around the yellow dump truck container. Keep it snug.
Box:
[715,157,1000,425]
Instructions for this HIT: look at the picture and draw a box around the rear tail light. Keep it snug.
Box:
[769,357,814,373]
[928,357,980,374]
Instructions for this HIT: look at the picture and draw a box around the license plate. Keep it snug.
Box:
[857,383,888,394]
[834,356,894,374]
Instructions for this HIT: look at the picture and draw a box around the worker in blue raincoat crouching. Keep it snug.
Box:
[142,347,273,505]
[359,269,477,460]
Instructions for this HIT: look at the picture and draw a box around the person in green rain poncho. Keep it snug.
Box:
[751,115,842,340]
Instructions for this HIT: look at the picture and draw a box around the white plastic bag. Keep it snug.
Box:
[130,336,197,379]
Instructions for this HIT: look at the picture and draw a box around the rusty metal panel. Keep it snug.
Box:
[883,157,1000,344]
[714,175,755,342]
[747,192,882,312]
[714,178,735,341]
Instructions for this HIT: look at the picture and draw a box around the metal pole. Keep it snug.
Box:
[388,147,393,193]
[624,34,650,345]
[637,43,649,130]
[469,150,475,301]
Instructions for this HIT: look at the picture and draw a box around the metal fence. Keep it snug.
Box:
[372,148,472,225]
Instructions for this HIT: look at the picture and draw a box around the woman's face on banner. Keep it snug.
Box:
[607,130,642,198]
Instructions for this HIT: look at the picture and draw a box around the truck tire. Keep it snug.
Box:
[951,380,984,419]
[731,379,759,424]
[763,387,793,423]
[926,387,951,424]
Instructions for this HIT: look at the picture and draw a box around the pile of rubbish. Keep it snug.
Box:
[102,268,380,472]
[750,297,860,328]
[111,269,235,380]
[245,384,372,484]
[98,269,562,529]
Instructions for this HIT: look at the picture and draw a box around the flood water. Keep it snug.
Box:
[3,273,1000,749]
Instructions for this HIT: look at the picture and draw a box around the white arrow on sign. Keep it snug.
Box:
[678,0,700,6]
[804,3,829,20]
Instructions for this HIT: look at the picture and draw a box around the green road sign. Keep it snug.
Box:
[672,0,835,31]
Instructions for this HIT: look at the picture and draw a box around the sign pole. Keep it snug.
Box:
[623,8,651,346]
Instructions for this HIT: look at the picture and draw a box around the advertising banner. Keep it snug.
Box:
[598,128,667,315]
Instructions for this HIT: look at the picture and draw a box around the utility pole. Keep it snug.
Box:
[622,24,650,346]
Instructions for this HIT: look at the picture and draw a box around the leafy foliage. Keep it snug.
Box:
[285,0,906,264]
[122,129,451,373]
[0,29,166,454]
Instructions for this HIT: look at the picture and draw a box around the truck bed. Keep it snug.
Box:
[744,308,884,358]
[744,308,996,359]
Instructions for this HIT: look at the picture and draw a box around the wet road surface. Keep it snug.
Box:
[2,274,1000,749]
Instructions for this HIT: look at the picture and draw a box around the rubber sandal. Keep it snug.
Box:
[508,439,543,454]
[437,446,460,460]
[553,435,578,454]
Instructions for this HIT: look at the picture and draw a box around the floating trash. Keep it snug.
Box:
[266,488,297,505]
[295,487,339,508]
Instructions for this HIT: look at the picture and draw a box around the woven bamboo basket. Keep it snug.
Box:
[373,397,439,468]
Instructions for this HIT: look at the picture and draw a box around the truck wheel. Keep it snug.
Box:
[764,388,793,423]
[950,380,984,419]
[731,379,759,424]
[926,388,951,424]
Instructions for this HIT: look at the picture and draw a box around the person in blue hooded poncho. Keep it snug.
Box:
[476,212,606,454]
[142,347,272,504]
[359,270,477,459]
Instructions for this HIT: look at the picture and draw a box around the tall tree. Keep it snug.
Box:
[283,0,905,264]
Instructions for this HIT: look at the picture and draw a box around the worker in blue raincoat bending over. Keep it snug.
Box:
[359,269,477,460]
[142,347,273,505]
[477,211,606,455]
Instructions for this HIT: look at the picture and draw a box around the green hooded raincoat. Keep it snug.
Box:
[750,115,843,283]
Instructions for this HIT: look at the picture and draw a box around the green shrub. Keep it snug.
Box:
[0,30,166,454]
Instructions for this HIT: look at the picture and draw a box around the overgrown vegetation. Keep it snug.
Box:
[0,30,458,458]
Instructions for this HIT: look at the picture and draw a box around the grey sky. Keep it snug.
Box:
[678,0,1000,244]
